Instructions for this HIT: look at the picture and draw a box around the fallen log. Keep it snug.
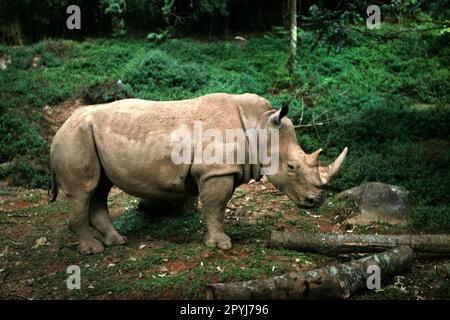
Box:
[268,231,450,255]
[206,247,413,300]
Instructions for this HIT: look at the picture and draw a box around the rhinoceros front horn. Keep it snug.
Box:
[318,147,348,185]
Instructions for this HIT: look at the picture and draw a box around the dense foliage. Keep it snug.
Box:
[1,1,449,230]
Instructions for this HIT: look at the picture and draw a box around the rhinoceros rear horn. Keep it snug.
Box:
[268,103,289,128]
[305,148,322,167]
[318,147,348,185]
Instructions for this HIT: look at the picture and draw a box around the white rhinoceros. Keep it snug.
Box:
[50,93,347,254]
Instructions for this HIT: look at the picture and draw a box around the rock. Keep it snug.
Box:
[338,182,412,225]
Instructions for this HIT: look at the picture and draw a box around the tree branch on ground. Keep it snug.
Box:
[206,247,414,300]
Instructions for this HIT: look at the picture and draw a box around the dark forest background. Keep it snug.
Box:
[1,0,448,42]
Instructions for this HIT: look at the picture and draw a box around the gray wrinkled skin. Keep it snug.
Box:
[50,93,347,254]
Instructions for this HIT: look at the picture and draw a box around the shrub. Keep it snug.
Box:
[81,80,131,104]
[0,158,50,188]
[123,49,210,100]
[0,111,46,163]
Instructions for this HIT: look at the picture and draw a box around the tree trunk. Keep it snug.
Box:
[286,0,298,75]
[1,16,24,45]
[268,231,450,255]
[206,247,414,300]
[281,0,290,29]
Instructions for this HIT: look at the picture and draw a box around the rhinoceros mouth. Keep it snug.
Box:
[286,191,326,209]
[300,198,316,208]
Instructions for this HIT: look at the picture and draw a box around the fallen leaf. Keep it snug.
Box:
[160,266,168,272]
[31,237,48,249]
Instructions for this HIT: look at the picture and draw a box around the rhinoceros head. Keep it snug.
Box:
[264,105,348,209]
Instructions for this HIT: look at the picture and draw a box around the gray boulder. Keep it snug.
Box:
[338,182,412,225]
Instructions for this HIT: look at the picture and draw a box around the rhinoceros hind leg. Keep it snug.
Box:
[89,175,127,247]
[67,192,105,255]
[199,175,235,250]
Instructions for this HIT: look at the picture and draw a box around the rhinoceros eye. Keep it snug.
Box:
[287,163,296,170]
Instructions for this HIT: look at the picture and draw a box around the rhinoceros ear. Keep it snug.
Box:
[268,102,289,128]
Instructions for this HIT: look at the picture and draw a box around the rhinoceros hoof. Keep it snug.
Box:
[104,234,128,247]
[78,238,104,255]
[205,232,232,250]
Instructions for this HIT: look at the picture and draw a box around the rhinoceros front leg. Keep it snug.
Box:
[198,175,235,250]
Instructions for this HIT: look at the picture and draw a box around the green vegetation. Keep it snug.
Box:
[113,205,205,242]
[112,200,272,243]
[1,20,449,230]
[1,0,449,301]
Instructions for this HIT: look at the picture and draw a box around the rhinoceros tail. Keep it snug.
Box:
[49,167,58,203]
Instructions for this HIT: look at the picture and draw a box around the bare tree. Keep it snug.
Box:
[286,0,298,75]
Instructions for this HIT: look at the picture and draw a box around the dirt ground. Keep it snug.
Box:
[1,178,449,300]
[0,99,449,300]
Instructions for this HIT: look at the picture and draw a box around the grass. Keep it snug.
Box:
[0,23,449,231]
[2,180,449,299]
[113,204,205,242]
[112,201,274,245]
